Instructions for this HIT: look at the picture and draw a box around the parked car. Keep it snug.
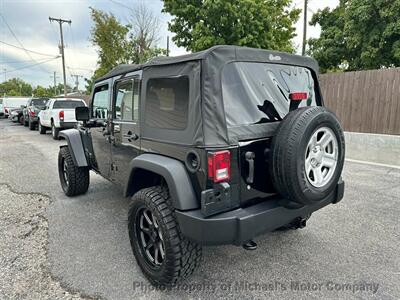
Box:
[0,98,4,118]
[22,98,49,130]
[38,98,86,139]
[57,45,345,286]
[9,107,25,123]
[2,97,30,118]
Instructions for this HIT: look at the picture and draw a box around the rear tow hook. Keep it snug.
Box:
[242,240,257,250]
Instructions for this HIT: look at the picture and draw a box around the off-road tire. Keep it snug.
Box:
[52,123,60,140]
[58,147,89,196]
[28,119,35,130]
[38,121,46,134]
[270,107,345,206]
[128,186,202,287]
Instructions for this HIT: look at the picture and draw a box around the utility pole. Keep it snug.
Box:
[166,36,170,57]
[49,17,71,96]
[50,71,60,96]
[70,74,83,92]
[302,0,308,56]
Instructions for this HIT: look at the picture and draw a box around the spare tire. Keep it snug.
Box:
[270,107,345,206]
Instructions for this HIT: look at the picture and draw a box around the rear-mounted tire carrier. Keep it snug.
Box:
[270,107,345,206]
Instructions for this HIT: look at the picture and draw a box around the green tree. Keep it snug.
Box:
[308,0,400,72]
[89,7,133,80]
[0,78,33,96]
[162,0,301,53]
[86,6,165,93]
[55,83,73,95]
[32,85,54,97]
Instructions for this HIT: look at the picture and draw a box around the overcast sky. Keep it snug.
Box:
[0,0,339,88]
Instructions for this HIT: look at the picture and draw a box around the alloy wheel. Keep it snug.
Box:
[305,127,338,188]
[135,207,165,267]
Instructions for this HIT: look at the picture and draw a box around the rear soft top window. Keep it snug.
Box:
[222,62,317,128]
[53,100,85,109]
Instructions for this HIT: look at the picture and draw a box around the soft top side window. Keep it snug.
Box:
[145,76,189,130]
[114,78,140,121]
[92,84,109,119]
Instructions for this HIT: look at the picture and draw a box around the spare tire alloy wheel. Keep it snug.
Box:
[305,127,338,188]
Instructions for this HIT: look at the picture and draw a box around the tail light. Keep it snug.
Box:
[28,109,36,117]
[59,110,64,121]
[4,108,8,113]
[207,150,231,183]
[289,92,308,101]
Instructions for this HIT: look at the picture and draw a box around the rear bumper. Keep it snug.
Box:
[29,116,39,123]
[10,115,19,122]
[59,121,77,129]
[176,180,345,246]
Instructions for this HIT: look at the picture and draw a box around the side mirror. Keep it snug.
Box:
[75,106,90,122]
[21,105,26,109]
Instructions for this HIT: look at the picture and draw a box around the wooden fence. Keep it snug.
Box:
[319,68,400,135]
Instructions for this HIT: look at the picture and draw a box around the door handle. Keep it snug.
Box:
[123,131,139,141]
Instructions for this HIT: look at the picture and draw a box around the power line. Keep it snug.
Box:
[109,0,132,11]
[0,57,58,64]
[0,40,57,57]
[67,66,93,72]
[0,14,49,73]
[0,57,59,75]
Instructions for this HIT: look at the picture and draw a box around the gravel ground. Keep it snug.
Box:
[0,184,92,300]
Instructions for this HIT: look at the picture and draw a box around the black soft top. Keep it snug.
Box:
[95,45,321,146]
[95,45,319,83]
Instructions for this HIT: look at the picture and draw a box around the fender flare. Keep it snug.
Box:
[59,129,88,167]
[124,154,199,211]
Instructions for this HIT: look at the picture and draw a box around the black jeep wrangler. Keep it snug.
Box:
[58,45,345,286]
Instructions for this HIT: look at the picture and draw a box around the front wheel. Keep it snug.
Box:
[58,147,89,196]
[128,186,202,286]
[38,121,46,134]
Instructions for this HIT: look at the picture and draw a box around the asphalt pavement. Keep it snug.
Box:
[0,118,399,300]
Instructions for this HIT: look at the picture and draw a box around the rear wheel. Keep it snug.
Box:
[28,119,36,130]
[58,147,89,196]
[52,123,60,140]
[128,186,202,286]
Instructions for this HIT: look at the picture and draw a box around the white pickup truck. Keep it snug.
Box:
[38,98,86,139]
